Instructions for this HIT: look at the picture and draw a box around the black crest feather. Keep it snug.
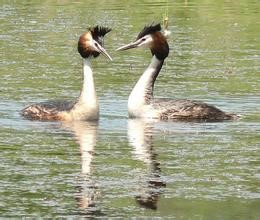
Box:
[90,26,112,42]
[136,23,161,40]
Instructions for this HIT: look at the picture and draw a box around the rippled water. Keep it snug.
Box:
[1,0,259,218]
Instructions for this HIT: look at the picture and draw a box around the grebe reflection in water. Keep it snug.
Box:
[63,121,99,212]
[128,119,165,210]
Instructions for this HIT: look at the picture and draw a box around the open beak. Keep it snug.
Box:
[93,40,113,61]
[116,41,140,51]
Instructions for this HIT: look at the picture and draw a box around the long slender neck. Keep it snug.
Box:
[78,58,98,105]
[70,58,99,121]
[128,56,164,107]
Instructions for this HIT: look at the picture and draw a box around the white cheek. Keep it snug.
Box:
[139,37,153,48]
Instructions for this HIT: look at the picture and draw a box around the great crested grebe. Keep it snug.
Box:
[117,23,238,121]
[21,26,112,121]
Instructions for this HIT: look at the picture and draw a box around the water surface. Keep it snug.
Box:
[0,0,259,218]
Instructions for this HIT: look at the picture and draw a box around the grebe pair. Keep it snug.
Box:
[21,24,238,122]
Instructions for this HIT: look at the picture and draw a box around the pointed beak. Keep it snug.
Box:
[116,41,139,51]
[93,40,113,61]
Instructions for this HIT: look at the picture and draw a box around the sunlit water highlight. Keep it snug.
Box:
[0,0,259,218]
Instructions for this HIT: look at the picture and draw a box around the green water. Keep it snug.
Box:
[1,0,259,218]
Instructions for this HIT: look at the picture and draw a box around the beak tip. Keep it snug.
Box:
[115,42,137,51]
[115,47,122,51]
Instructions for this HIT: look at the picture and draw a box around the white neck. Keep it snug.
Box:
[78,59,97,103]
[128,56,163,117]
[70,58,99,120]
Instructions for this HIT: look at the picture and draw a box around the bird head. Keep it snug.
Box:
[116,23,169,60]
[78,26,112,60]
